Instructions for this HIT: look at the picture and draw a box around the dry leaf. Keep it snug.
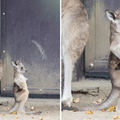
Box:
[13,111,17,114]
[113,109,116,112]
[32,117,34,119]
[39,117,43,120]
[1,114,5,116]
[9,113,12,115]
[68,110,73,112]
[113,116,119,119]
[31,106,35,111]
[86,111,93,114]
[110,106,116,109]
[107,108,113,111]
[107,106,116,112]
[89,116,91,119]
[102,109,106,112]
[23,113,26,115]
[73,110,77,112]
[16,116,19,119]
[97,99,103,103]
[93,101,97,104]
[73,98,80,103]
[93,99,104,104]
[63,110,68,112]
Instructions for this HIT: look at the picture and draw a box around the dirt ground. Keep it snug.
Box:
[0,97,60,120]
[62,79,120,120]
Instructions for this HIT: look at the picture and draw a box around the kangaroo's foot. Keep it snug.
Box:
[62,94,73,107]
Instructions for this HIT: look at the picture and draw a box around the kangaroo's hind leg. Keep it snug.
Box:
[17,90,29,114]
[62,52,75,107]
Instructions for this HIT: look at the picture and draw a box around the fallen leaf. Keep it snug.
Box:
[9,113,12,115]
[1,114,5,116]
[107,106,116,112]
[110,106,116,109]
[107,108,113,111]
[32,117,34,119]
[73,110,77,112]
[73,98,80,103]
[39,117,43,120]
[89,116,91,119]
[16,116,19,119]
[102,109,106,112]
[31,106,35,111]
[93,101,97,104]
[113,109,116,112]
[86,111,93,114]
[63,110,68,112]
[13,111,17,114]
[68,110,73,112]
[97,99,104,103]
[23,113,26,115]
[113,116,119,119]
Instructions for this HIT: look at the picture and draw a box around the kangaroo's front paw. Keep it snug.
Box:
[17,89,22,92]
[62,96,73,107]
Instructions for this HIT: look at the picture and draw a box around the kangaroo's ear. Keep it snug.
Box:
[16,58,21,65]
[105,10,116,22]
[12,60,17,67]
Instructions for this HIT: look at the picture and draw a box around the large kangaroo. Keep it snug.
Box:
[0,59,40,114]
[62,0,89,107]
[80,8,120,111]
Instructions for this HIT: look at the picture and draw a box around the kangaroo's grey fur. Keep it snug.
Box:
[61,0,89,107]
[0,59,40,114]
[79,8,120,111]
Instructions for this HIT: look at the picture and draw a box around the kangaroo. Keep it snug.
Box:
[12,59,28,91]
[61,0,89,107]
[0,59,40,114]
[79,8,120,111]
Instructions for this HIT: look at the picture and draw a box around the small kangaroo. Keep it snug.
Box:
[0,59,40,114]
[12,61,28,91]
[12,59,28,91]
[79,8,120,111]
[62,0,89,107]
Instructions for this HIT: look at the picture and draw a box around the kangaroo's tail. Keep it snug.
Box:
[79,88,119,111]
[0,102,19,114]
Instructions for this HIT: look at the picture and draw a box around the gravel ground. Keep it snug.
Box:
[0,97,60,120]
[62,79,120,120]
[62,110,120,120]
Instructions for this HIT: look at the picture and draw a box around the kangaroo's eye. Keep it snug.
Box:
[21,67,23,70]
